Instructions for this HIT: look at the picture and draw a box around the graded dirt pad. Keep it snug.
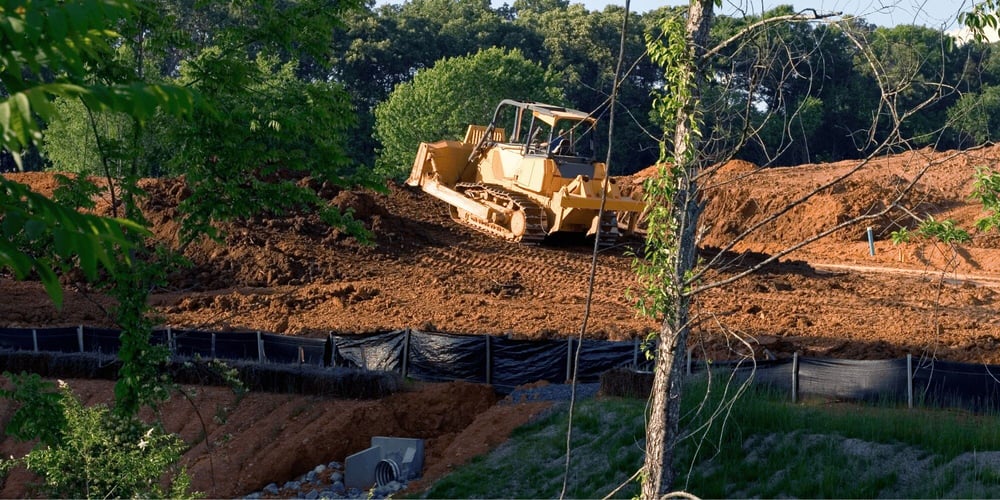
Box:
[5,146,1000,362]
[5,145,1000,495]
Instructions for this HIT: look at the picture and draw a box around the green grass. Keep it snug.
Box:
[421,398,646,499]
[418,375,1000,499]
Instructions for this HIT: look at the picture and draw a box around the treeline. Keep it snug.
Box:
[9,0,1000,177]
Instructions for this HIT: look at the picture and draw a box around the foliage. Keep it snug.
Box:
[860,25,966,149]
[0,178,147,308]
[680,378,1000,497]
[423,378,1000,498]
[0,372,66,446]
[0,0,193,307]
[329,0,539,167]
[0,0,195,168]
[971,166,1000,232]
[960,0,1000,42]
[916,217,971,244]
[889,227,911,245]
[373,47,563,181]
[321,1,1000,173]
[629,13,693,324]
[0,376,196,499]
[39,0,377,243]
[171,49,375,243]
[890,216,971,247]
[423,398,647,498]
[948,86,1000,145]
[110,246,177,415]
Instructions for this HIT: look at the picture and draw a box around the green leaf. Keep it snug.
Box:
[23,219,46,240]
[36,265,64,309]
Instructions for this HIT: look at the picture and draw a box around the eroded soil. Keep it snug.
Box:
[4,145,1000,496]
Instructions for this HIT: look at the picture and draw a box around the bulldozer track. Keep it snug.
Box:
[415,243,638,310]
[596,210,620,249]
[453,183,548,244]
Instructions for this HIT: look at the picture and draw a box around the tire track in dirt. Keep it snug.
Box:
[415,242,638,309]
[813,262,1000,289]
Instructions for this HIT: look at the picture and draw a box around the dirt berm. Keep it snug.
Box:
[3,145,1000,495]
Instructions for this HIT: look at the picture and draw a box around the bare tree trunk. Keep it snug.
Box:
[641,0,714,497]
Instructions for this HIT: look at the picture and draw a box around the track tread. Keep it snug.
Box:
[453,182,548,244]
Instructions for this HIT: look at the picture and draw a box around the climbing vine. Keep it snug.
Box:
[631,13,701,327]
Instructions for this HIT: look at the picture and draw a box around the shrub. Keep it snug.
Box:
[1,373,198,499]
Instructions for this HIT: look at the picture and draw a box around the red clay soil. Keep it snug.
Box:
[4,145,1000,495]
[0,378,552,498]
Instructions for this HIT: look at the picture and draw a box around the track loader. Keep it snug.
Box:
[406,100,645,244]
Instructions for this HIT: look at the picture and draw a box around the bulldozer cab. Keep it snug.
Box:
[478,100,601,182]
[487,100,598,159]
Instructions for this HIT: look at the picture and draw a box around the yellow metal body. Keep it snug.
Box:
[406,101,645,241]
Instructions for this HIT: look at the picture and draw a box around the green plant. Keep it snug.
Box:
[0,372,66,446]
[916,216,971,244]
[890,227,911,245]
[0,376,198,499]
[422,376,1000,498]
[972,166,1000,232]
[422,398,646,499]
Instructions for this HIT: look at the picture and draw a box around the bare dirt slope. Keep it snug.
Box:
[5,145,1000,362]
[4,145,1000,496]
[0,378,552,498]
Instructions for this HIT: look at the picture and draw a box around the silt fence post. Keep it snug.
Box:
[485,335,492,385]
[907,353,913,409]
[792,352,800,404]
[402,328,411,378]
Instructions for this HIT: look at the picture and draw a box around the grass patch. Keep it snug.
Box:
[421,373,1000,498]
[421,398,646,499]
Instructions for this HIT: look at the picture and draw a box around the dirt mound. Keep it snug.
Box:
[5,145,1000,358]
[0,378,551,498]
[6,145,1000,496]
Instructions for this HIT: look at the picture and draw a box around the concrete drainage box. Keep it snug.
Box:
[344,436,425,490]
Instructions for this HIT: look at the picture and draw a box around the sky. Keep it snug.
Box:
[503,0,977,30]
[590,0,972,28]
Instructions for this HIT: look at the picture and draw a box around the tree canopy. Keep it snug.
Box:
[373,47,563,180]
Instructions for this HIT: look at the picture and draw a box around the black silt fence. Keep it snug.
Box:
[82,327,122,355]
[406,330,488,384]
[34,326,81,353]
[574,339,644,382]
[170,329,213,358]
[489,337,569,390]
[0,327,37,351]
[6,324,1000,413]
[213,331,260,361]
[262,333,326,365]
[798,357,909,404]
[331,330,405,372]
[914,358,1000,412]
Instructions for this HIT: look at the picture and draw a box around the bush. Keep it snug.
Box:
[1,373,198,499]
[374,47,564,181]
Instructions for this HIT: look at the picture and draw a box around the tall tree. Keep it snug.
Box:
[515,3,662,172]
[634,3,966,496]
[373,47,563,180]
[639,3,715,494]
[40,0,377,242]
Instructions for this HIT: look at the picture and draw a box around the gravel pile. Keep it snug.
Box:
[502,382,600,403]
[243,461,407,500]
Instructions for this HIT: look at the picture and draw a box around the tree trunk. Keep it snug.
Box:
[641,0,714,497]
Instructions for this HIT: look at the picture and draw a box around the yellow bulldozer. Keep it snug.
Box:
[406,100,645,244]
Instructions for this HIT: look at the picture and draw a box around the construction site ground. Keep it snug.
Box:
[4,145,1000,496]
